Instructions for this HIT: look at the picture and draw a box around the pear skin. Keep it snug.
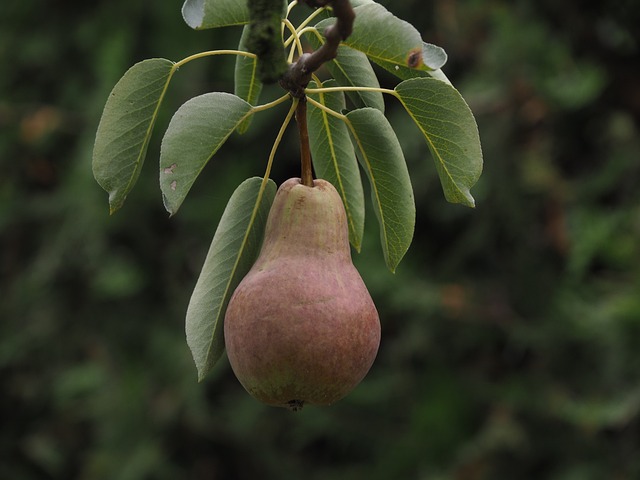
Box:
[224,178,380,410]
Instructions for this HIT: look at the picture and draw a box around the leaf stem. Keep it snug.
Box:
[294,26,322,42]
[306,95,346,121]
[173,50,256,70]
[252,93,292,113]
[283,18,304,62]
[294,6,329,34]
[305,85,399,98]
[264,97,299,182]
[287,0,299,16]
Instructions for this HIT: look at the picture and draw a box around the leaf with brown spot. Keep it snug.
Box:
[315,3,447,74]
[159,92,254,215]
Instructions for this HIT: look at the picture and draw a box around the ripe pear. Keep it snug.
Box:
[224,178,380,410]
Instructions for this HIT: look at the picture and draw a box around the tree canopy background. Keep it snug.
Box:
[1,1,639,478]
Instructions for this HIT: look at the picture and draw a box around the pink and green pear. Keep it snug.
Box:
[224,178,380,410]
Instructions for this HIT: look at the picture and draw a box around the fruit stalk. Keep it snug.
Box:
[295,96,314,187]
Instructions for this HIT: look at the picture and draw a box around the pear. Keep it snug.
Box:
[224,178,380,410]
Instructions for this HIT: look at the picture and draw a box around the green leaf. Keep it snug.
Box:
[182,0,249,29]
[395,77,483,207]
[159,93,253,215]
[305,32,384,111]
[92,58,174,214]
[181,0,287,30]
[346,108,415,272]
[186,177,277,381]
[234,25,263,133]
[307,80,365,251]
[317,3,447,73]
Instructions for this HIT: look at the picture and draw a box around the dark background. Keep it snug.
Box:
[2,1,640,478]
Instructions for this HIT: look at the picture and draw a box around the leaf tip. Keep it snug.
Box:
[161,193,177,217]
[461,191,477,208]
[108,193,125,215]
[385,255,400,274]
[447,190,476,208]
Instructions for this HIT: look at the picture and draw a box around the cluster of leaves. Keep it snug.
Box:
[92,0,483,380]
[4,0,640,478]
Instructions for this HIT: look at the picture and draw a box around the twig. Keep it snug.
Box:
[281,0,355,186]
[280,0,355,97]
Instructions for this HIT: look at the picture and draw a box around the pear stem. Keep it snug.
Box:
[296,96,314,187]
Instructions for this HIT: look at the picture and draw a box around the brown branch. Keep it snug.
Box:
[279,0,355,97]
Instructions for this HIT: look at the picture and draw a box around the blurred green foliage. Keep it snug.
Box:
[2,0,640,478]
